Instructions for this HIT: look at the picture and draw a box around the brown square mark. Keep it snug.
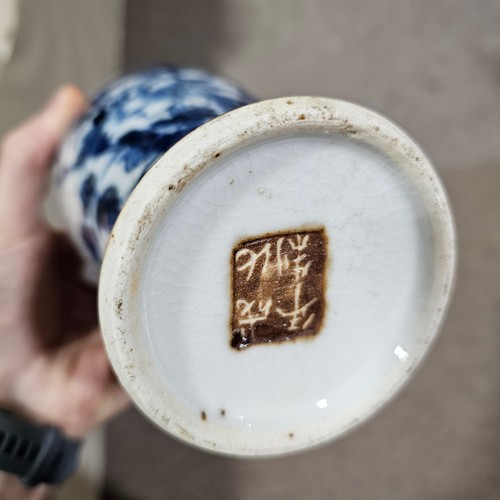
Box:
[230,228,327,350]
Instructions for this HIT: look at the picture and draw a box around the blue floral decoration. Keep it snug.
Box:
[54,66,254,265]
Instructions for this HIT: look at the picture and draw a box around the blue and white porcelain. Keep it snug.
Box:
[97,96,456,456]
[53,66,253,276]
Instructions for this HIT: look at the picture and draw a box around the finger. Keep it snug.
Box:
[0,86,87,243]
[62,331,130,437]
[82,330,131,415]
[11,330,130,439]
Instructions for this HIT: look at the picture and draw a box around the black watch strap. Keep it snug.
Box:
[0,409,82,487]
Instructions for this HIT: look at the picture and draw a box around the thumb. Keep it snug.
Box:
[0,86,87,243]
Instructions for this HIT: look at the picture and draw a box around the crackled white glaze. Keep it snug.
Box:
[99,97,456,456]
[143,134,433,430]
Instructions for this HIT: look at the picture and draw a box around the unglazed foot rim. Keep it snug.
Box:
[98,97,456,457]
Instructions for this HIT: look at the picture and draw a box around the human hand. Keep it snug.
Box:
[0,86,129,439]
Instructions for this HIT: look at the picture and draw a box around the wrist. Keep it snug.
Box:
[0,360,86,439]
[0,408,82,487]
[0,471,53,499]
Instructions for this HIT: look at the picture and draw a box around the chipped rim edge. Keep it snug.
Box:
[98,96,457,457]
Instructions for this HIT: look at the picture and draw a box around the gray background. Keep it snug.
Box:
[1,1,500,498]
